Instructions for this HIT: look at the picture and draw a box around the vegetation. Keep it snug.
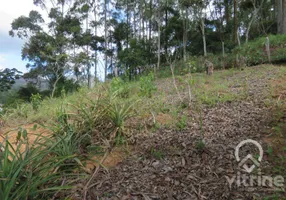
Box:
[5,0,286,87]
[0,0,285,198]
[0,63,286,198]
[0,68,22,92]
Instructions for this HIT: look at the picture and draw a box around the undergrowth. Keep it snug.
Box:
[0,64,285,198]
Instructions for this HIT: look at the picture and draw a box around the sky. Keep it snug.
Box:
[0,0,105,80]
[0,0,39,73]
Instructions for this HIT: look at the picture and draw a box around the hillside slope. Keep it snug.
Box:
[1,65,286,199]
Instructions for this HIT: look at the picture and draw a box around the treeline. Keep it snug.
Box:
[9,0,286,91]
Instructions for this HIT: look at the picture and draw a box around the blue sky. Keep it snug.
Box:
[0,0,38,73]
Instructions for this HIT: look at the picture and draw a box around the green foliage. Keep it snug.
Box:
[110,77,130,98]
[51,79,80,98]
[17,83,41,102]
[266,145,273,156]
[106,98,136,133]
[236,34,286,65]
[30,93,42,111]
[0,134,72,200]
[0,68,22,92]
[45,131,86,170]
[195,140,206,151]
[4,103,31,119]
[150,147,164,160]
[176,115,187,130]
[139,72,156,97]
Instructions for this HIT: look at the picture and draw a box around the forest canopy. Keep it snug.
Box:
[8,0,286,89]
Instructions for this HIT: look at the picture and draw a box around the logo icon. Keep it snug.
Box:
[235,139,263,173]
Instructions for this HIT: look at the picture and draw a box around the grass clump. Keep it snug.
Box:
[139,72,156,97]
[0,133,74,200]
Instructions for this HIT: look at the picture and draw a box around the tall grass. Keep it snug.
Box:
[0,134,73,200]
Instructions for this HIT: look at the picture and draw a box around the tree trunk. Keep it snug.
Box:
[245,16,254,43]
[93,1,98,81]
[277,0,286,34]
[126,0,130,49]
[201,18,207,57]
[157,23,161,70]
[233,0,238,44]
[283,0,286,33]
[265,36,271,63]
[104,0,108,80]
[222,41,225,57]
[149,0,152,65]
[86,14,91,88]
[183,8,188,62]
[157,2,161,70]
[133,5,137,38]
[224,0,230,25]
[237,30,241,46]
[51,75,61,98]
[164,0,168,57]
[246,0,264,43]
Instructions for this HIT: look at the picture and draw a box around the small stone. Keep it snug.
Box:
[165,177,171,182]
[174,180,180,186]
[152,161,160,167]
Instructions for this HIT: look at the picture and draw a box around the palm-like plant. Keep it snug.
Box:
[0,135,72,200]
[105,96,137,137]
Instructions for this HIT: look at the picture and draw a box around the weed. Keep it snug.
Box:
[195,139,206,151]
[176,115,187,130]
[151,122,161,132]
[139,72,156,97]
[30,93,42,111]
[266,145,273,156]
[110,77,130,98]
[151,147,164,160]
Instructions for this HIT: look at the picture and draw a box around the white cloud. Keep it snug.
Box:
[0,0,38,33]
[0,54,6,70]
[0,54,6,62]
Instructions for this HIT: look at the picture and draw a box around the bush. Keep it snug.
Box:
[17,83,40,102]
[0,132,73,199]
[235,34,286,65]
[139,72,156,97]
[110,77,131,98]
[51,79,80,98]
[30,93,42,111]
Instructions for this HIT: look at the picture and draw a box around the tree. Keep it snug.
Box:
[10,1,82,93]
[277,0,286,34]
[0,68,22,92]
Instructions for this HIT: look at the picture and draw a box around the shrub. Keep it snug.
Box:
[110,77,130,98]
[17,83,40,102]
[139,72,156,97]
[30,93,42,111]
[0,133,72,200]
[236,34,286,65]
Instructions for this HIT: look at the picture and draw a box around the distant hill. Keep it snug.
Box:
[12,78,27,89]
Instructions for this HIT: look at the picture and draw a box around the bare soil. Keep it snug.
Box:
[86,65,286,200]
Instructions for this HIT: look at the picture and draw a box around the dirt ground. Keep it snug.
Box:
[85,65,286,199]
